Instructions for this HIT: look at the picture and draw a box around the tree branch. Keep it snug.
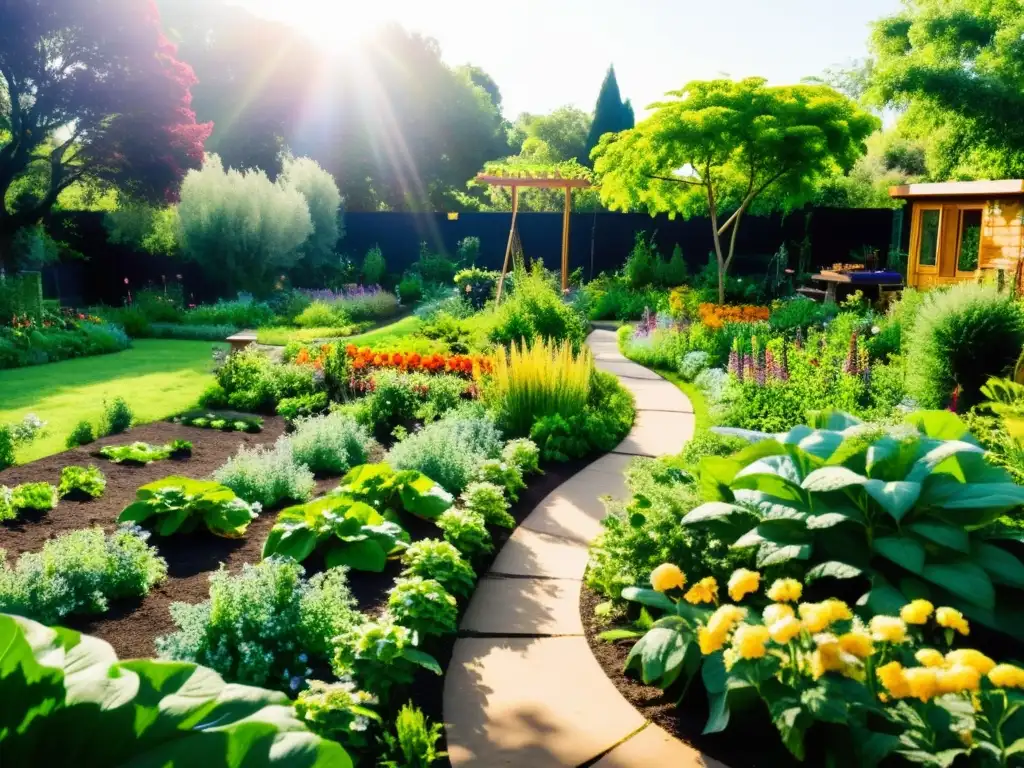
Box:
[645,173,703,187]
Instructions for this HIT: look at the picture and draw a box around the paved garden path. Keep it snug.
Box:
[443,329,724,767]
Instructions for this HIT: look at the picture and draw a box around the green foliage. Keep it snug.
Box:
[0,527,167,624]
[502,438,541,476]
[216,348,317,414]
[11,482,57,512]
[398,274,425,305]
[294,679,380,753]
[461,481,514,528]
[99,441,175,465]
[57,465,105,500]
[578,275,667,322]
[279,154,343,276]
[334,462,455,521]
[118,476,259,538]
[262,495,409,573]
[101,396,133,436]
[178,409,264,432]
[386,414,503,495]
[386,576,458,638]
[362,246,387,285]
[169,439,193,458]
[400,539,477,600]
[332,621,441,706]
[678,351,710,382]
[290,412,373,475]
[0,487,13,522]
[475,460,525,503]
[489,264,589,351]
[624,233,658,289]
[157,559,360,691]
[698,410,1024,636]
[769,297,833,334]
[593,78,878,302]
[0,426,13,470]
[184,300,276,328]
[585,65,635,162]
[214,438,316,508]
[414,242,457,285]
[295,301,342,328]
[65,419,96,448]
[456,236,480,266]
[377,703,447,768]
[177,155,314,294]
[906,283,1024,410]
[0,613,349,767]
[454,267,498,309]
[436,508,492,560]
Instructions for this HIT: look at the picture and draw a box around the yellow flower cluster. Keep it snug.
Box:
[869,615,907,643]
[877,648,997,702]
[732,624,771,660]
[698,605,747,655]
[900,599,934,625]
[650,563,686,592]
[766,578,802,603]
[989,664,1024,689]
[685,576,718,605]
[798,599,851,632]
[936,607,970,636]
[727,569,761,602]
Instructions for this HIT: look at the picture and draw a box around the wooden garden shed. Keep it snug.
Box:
[889,180,1024,289]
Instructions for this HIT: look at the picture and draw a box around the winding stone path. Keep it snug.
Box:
[443,329,722,767]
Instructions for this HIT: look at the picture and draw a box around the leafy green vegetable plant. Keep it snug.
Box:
[119,476,260,538]
[436,508,492,559]
[475,459,526,502]
[690,409,1024,635]
[461,481,514,528]
[58,465,106,500]
[262,495,408,572]
[377,703,447,768]
[99,441,173,465]
[386,577,458,638]
[294,679,380,752]
[11,482,57,512]
[0,486,14,522]
[0,613,351,768]
[335,463,454,521]
[332,621,441,705]
[502,438,541,475]
[399,539,476,599]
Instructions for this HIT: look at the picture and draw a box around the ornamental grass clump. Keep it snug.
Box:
[492,339,592,436]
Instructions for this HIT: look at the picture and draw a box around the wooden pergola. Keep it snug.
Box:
[474,173,593,301]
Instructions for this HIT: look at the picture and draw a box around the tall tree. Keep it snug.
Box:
[593,78,877,302]
[509,107,592,162]
[867,0,1024,179]
[584,66,634,164]
[0,0,210,267]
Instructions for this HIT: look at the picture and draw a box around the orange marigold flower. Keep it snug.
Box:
[346,344,358,357]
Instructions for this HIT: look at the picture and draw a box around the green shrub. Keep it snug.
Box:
[332,621,441,705]
[213,438,315,507]
[57,466,106,500]
[461,481,513,528]
[624,233,658,289]
[475,460,525,503]
[657,244,689,287]
[277,392,329,421]
[118,476,259,538]
[386,577,457,638]
[489,264,588,351]
[294,679,380,752]
[198,382,229,409]
[386,414,503,495]
[398,274,425,305]
[184,300,276,328]
[414,242,456,285]
[769,296,833,333]
[456,236,480,266]
[157,559,360,691]
[453,268,497,309]
[0,614,348,767]
[0,486,13,522]
[0,426,13,471]
[400,539,476,599]
[378,703,446,768]
[0,527,167,624]
[678,350,710,381]
[290,412,374,475]
[907,282,1024,410]
[11,482,57,512]
[216,348,316,414]
[362,245,386,285]
[66,419,96,448]
[147,322,238,341]
[101,396,133,436]
[295,301,341,328]
[501,438,541,475]
[436,508,492,559]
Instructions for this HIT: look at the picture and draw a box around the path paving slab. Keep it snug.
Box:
[615,409,695,457]
[625,376,694,412]
[459,576,583,635]
[595,360,663,380]
[520,466,629,544]
[593,723,727,768]
[490,526,589,578]
[445,637,646,768]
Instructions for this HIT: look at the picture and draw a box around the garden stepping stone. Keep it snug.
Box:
[443,329,718,767]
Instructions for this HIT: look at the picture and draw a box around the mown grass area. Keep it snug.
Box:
[1,340,224,463]
[343,315,424,347]
[255,325,368,346]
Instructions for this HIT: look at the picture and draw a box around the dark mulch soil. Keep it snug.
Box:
[580,584,799,768]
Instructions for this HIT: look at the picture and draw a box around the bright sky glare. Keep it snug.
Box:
[233,0,901,118]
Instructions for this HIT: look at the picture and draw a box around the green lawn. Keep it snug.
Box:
[1,340,224,464]
[652,368,712,433]
[344,315,423,347]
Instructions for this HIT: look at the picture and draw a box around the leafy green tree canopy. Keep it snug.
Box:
[584,65,634,164]
[593,78,878,301]
[868,0,1024,179]
[509,107,592,163]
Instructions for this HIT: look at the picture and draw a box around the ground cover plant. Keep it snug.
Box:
[57,465,106,500]
[10,482,58,512]
[214,437,315,507]
[173,409,263,433]
[118,476,261,538]
[99,440,191,465]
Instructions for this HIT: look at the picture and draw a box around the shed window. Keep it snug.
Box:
[917,209,940,267]
[957,209,982,272]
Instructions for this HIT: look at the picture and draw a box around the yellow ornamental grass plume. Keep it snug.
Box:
[766,578,802,603]
[727,568,761,602]
[769,615,802,645]
[900,599,934,625]
[936,607,970,636]
[733,624,770,660]
[903,667,939,702]
[877,661,911,699]
[989,664,1024,689]
[763,603,795,626]
[945,649,995,675]
[936,664,981,694]
[869,615,908,644]
[650,563,686,593]
[684,576,718,605]
[915,648,945,668]
[838,631,873,660]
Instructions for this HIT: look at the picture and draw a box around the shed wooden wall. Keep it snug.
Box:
[982,199,1024,268]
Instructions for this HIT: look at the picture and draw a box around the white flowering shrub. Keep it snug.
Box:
[0,526,167,624]
[156,558,360,692]
[214,437,315,507]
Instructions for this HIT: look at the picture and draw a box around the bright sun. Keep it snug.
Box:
[233,0,410,46]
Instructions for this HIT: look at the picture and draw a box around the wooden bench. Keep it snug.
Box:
[225,330,257,355]
[796,287,828,301]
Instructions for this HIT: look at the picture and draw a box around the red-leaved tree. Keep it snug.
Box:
[0,0,211,266]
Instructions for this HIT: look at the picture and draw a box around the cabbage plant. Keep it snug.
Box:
[685,410,1024,635]
[119,476,259,538]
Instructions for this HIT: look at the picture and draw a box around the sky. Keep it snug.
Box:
[234,0,902,118]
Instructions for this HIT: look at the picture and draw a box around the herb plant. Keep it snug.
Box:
[436,508,492,559]
[119,476,260,538]
[101,396,133,435]
[501,438,541,475]
[290,412,374,475]
[57,465,106,500]
[399,539,476,599]
[214,438,315,507]
[377,703,447,768]
[65,419,96,448]
[461,481,514,528]
[475,459,526,502]
[294,679,380,751]
[386,577,458,638]
[0,486,14,521]
[11,482,57,512]
[332,621,441,705]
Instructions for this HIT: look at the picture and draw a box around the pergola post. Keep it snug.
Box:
[561,185,571,293]
[495,186,518,306]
